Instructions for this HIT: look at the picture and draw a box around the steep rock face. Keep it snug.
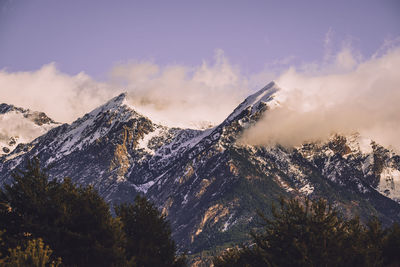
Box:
[0,82,400,254]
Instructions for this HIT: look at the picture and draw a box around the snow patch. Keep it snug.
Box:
[222,214,235,232]
[358,137,373,154]
[182,192,189,205]
[134,180,155,193]
[299,183,314,195]
[137,128,162,154]
[377,167,400,202]
[347,134,373,154]
[274,175,294,192]
[361,154,374,176]
[357,181,369,194]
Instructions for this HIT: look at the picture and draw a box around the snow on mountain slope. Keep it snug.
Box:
[43,93,142,163]
[0,81,400,255]
[378,167,400,202]
[0,103,59,156]
[225,81,279,122]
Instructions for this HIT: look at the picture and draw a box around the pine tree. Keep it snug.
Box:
[213,197,397,267]
[115,195,186,267]
[2,238,62,267]
[0,158,125,266]
[382,222,400,266]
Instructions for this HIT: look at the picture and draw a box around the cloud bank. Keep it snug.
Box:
[0,50,250,128]
[241,45,400,150]
[0,112,54,148]
[110,50,250,127]
[0,64,113,123]
[0,44,399,150]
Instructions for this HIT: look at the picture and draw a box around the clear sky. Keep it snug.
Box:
[1,0,399,78]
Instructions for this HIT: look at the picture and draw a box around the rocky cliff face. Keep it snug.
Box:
[1,81,399,254]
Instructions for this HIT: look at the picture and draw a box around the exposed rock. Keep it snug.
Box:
[1,83,399,255]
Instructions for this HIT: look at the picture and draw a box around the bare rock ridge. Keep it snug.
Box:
[0,81,399,254]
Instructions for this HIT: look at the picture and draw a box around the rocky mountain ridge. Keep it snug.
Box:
[0,81,399,254]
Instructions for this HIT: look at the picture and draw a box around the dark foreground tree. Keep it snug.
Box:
[0,158,186,266]
[382,222,400,266]
[0,159,125,266]
[115,195,186,267]
[0,236,62,267]
[214,197,400,267]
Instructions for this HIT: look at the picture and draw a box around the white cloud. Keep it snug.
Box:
[241,45,400,151]
[1,43,399,151]
[0,51,251,128]
[109,49,250,127]
[0,63,114,123]
[323,27,334,62]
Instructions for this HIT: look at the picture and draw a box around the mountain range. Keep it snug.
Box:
[1,81,399,256]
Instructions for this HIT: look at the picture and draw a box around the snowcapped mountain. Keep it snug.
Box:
[0,103,59,156]
[0,81,399,255]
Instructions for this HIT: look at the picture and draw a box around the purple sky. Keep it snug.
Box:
[0,0,399,79]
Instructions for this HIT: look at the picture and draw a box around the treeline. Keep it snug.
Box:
[213,197,400,267]
[1,159,400,267]
[0,159,185,266]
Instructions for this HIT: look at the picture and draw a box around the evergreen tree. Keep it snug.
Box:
[0,159,187,266]
[1,238,62,267]
[115,195,186,267]
[213,197,400,267]
[0,158,125,266]
[382,222,400,266]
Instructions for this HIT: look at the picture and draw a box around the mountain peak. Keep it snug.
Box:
[244,81,278,106]
[0,103,57,125]
[114,92,128,102]
[102,92,128,109]
[226,81,280,122]
[42,91,150,160]
[82,92,133,120]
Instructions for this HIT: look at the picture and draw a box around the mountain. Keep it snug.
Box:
[0,103,59,156]
[0,81,399,256]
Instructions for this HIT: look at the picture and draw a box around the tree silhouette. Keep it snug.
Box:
[0,158,187,266]
[1,238,62,267]
[115,195,186,267]
[214,197,400,267]
[0,158,125,266]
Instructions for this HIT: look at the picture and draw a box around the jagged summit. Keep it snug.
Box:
[0,103,56,125]
[104,92,128,108]
[247,81,279,104]
[83,92,130,118]
[90,83,279,131]
[40,92,153,162]
[226,81,279,122]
